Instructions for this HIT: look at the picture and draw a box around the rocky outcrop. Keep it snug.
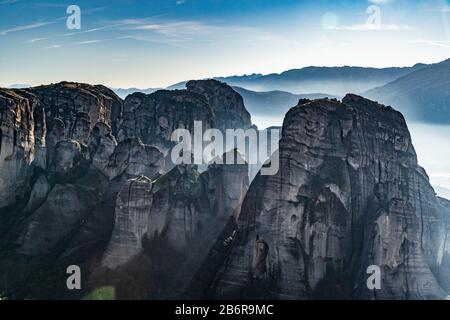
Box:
[202,149,249,219]
[104,137,164,181]
[88,122,117,175]
[28,82,123,137]
[0,82,122,210]
[0,89,39,208]
[117,80,253,170]
[100,149,249,298]
[0,82,134,298]
[201,95,450,300]
[0,80,253,299]
[102,176,154,269]
[186,80,252,132]
[118,90,214,162]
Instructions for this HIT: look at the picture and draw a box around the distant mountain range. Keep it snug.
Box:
[215,64,427,96]
[364,58,450,124]
[165,62,450,124]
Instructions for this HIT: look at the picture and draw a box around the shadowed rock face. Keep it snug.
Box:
[201,95,450,300]
[0,89,37,209]
[100,150,249,298]
[0,81,252,299]
[0,82,130,298]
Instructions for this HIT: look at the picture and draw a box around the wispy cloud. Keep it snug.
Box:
[0,0,21,5]
[327,23,411,31]
[407,39,450,49]
[59,26,111,37]
[118,18,275,44]
[0,21,55,36]
[74,39,104,45]
[45,44,61,49]
[118,35,188,48]
[25,37,48,43]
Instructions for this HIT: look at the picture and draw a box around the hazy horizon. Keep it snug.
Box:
[1,59,443,90]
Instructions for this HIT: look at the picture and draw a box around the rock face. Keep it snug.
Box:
[201,95,450,300]
[102,176,154,269]
[118,90,214,162]
[100,149,249,298]
[0,82,130,298]
[118,80,252,169]
[29,82,123,137]
[186,80,252,132]
[0,80,252,299]
[0,89,39,208]
[104,137,164,181]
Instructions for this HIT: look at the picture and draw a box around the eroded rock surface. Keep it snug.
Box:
[186,79,252,132]
[100,149,249,298]
[201,95,450,300]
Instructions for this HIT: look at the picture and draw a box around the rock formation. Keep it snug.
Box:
[2,79,448,301]
[197,95,450,300]
[186,80,252,132]
[117,90,214,167]
[0,80,252,299]
[117,80,252,169]
[100,149,249,298]
[0,89,39,208]
[28,82,123,137]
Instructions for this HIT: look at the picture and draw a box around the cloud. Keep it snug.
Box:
[176,0,186,5]
[59,26,111,37]
[0,0,21,5]
[407,39,450,49]
[25,37,49,43]
[368,0,391,4]
[74,39,104,45]
[117,35,188,48]
[327,23,410,31]
[0,21,55,35]
[120,18,274,41]
[45,44,61,49]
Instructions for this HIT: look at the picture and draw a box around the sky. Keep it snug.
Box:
[1,0,450,88]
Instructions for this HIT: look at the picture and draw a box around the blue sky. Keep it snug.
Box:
[1,0,450,88]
